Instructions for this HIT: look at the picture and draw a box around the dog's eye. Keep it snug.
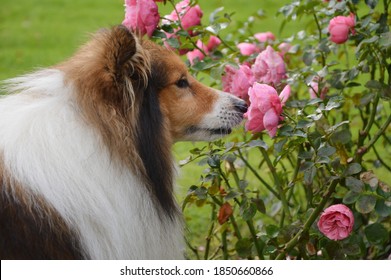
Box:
[176,78,190,88]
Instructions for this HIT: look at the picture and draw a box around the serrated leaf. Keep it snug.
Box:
[355,195,376,214]
[379,32,391,48]
[343,190,360,204]
[165,37,180,49]
[345,163,362,176]
[365,80,383,89]
[298,150,314,160]
[365,223,388,245]
[318,145,336,157]
[225,191,240,200]
[345,176,364,192]
[251,198,266,214]
[194,187,208,200]
[266,225,280,238]
[248,139,268,150]
[299,161,315,172]
[240,203,257,221]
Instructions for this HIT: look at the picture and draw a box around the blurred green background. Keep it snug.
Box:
[0,0,294,80]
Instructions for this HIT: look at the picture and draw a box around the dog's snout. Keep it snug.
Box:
[234,100,248,114]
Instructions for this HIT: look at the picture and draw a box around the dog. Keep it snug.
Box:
[0,25,247,259]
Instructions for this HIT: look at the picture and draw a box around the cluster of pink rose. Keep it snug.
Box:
[221,33,292,137]
[122,0,356,139]
[122,0,357,242]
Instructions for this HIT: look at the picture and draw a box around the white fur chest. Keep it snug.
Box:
[0,70,184,259]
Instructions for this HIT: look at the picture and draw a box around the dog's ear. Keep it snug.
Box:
[105,25,150,90]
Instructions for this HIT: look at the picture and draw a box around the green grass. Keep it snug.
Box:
[0,0,293,80]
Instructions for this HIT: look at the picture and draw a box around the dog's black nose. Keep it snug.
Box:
[234,100,248,114]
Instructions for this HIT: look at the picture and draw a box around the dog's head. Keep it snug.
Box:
[58,26,247,215]
[61,25,246,142]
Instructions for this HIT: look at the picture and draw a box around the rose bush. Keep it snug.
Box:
[125,0,391,259]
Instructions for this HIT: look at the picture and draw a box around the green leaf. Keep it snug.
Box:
[165,37,180,49]
[207,155,220,168]
[317,145,336,157]
[365,80,383,89]
[160,24,174,34]
[240,203,257,221]
[375,200,391,217]
[343,190,360,204]
[194,187,208,200]
[345,163,362,176]
[365,223,388,245]
[248,139,268,150]
[251,198,266,214]
[345,177,364,192]
[299,161,315,172]
[330,129,352,145]
[235,238,253,258]
[379,32,391,48]
[266,225,280,238]
[355,195,376,214]
[225,191,240,201]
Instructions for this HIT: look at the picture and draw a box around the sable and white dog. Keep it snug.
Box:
[0,25,247,259]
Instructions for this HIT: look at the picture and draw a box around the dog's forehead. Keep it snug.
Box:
[143,40,188,75]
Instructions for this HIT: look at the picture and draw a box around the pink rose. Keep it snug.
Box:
[222,64,255,101]
[186,40,208,64]
[328,13,356,44]
[244,83,290,137]
[237,43,260,56]
[207,36,222,51]
[278,42,292,57]
[254,32,275,43]
[122,0,160,37]
[252,46,287,86]
[317,204,354,241]
[187,36,222,64]
[166,0,203,32]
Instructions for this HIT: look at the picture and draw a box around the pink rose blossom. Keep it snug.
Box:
[122,0,160,37]
[244,83,290,137]
[187,40,208,64]
[254,32,275,43]
[206,36,222,51]
[278,42,292,57]
[252,46,287,86]
[237,43,260,56]
[317,204,354,241]
[165,0,203,32]
[328,13,356,44]
[187,36,221,65]
[222,64,255,101]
